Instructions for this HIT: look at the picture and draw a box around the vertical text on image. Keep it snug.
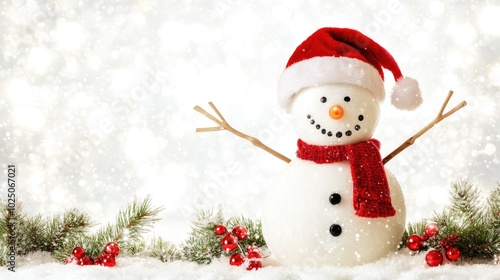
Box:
[6,164,17,272]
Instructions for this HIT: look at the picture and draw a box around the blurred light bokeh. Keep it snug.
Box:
[0,0,498,242]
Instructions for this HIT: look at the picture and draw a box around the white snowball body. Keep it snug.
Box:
[262,84,406,266]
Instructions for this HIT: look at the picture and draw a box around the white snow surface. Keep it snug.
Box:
[0,0,499,277]
[1,251,499,280]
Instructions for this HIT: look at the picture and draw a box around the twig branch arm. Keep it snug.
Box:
[194,102,291,163]
[383,90,467,164]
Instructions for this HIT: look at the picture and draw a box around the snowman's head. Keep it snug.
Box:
[290,83,380,146]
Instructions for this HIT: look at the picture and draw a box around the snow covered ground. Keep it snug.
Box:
[1,0,499,278]
[1,251,499,280]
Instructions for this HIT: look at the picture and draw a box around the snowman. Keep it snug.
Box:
[261,27,422,266]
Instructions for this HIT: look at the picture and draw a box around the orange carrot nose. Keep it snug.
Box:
[329,105,344,119]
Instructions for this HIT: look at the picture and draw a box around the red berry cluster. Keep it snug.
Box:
[406,222,461,267]
[66,242,120,267]
[214,224,262,270]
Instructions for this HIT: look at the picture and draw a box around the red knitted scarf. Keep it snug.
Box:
[296,139,396,218]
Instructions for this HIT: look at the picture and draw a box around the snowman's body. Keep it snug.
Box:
[262,84,406,266]
[262,159,405,266]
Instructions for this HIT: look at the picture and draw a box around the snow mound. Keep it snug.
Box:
[1,251,498,280]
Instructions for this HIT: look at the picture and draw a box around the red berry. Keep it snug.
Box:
[247,245,259,253]
[72,247,85,259]
[446,247,461,262]
[231,226,248,241]
[425,223,439,237]
[420,234,429,241]
[248,251,261,260]
[100,253,116,267]
[406,234,423,251]
[104,241,120,256]
[426,250,443,267]
[77,255,94,266]
[229,253,245,266]
[246,260,262,270]
[214,224,227,235]
[247,245,261,259]
[447,234,460,245]
[221,233,238,252]
[94,256,101,265]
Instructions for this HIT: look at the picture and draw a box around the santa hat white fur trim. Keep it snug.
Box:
[390,76,422,110]
[278,56,385,112]
[278,56,424,112]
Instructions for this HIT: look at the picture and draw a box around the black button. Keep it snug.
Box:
[330,224,342,236]
[329,193,341,205]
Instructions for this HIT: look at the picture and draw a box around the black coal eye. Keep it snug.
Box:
[344,96,351,102]
[320,96,327,103]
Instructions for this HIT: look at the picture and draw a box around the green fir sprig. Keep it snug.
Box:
[0,202,25,266]
[147,206,266,265]
[226,215,266,250]
[0,202,92,262]
[402,179,500,261]
[0,196,163,264]
[0,199,265,266]
[149,237,181,263]
[19,209,91,255]
[3,179,498,266]
[53,196,163,260]
[178,207,226,264]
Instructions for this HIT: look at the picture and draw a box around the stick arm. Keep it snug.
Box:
[194,102,291,163]
[383,90,467,164]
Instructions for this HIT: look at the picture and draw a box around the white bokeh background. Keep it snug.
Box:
[0,0,498,245]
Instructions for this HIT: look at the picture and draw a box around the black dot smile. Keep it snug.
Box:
[306,114,364,138]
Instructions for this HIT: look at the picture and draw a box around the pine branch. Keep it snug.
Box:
[449,179,483,225]
[4,202,254,266]
[1,204,92,263]
[401,180,500,261]
[149,237,181,262]
[226,216,266,249]
[399,220,427,250]
[181,234,222,264]
[126,240,147,255]
[188,208,222,235]
[0,202,22,245]
[45,209,92,252]
[16,214,43,255]
[113,196,163,246]
[179,207,225,264]
[456,224,499,260]
[54,196,163,261]
[486,184,500,230]
[12,210,90,262]
[0,202,25,266]
[0,244,7,266]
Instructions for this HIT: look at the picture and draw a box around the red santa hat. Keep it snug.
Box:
[278,27,422,112]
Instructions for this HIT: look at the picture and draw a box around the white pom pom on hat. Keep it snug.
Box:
[391,76,422,110]
[278,27,422,112]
